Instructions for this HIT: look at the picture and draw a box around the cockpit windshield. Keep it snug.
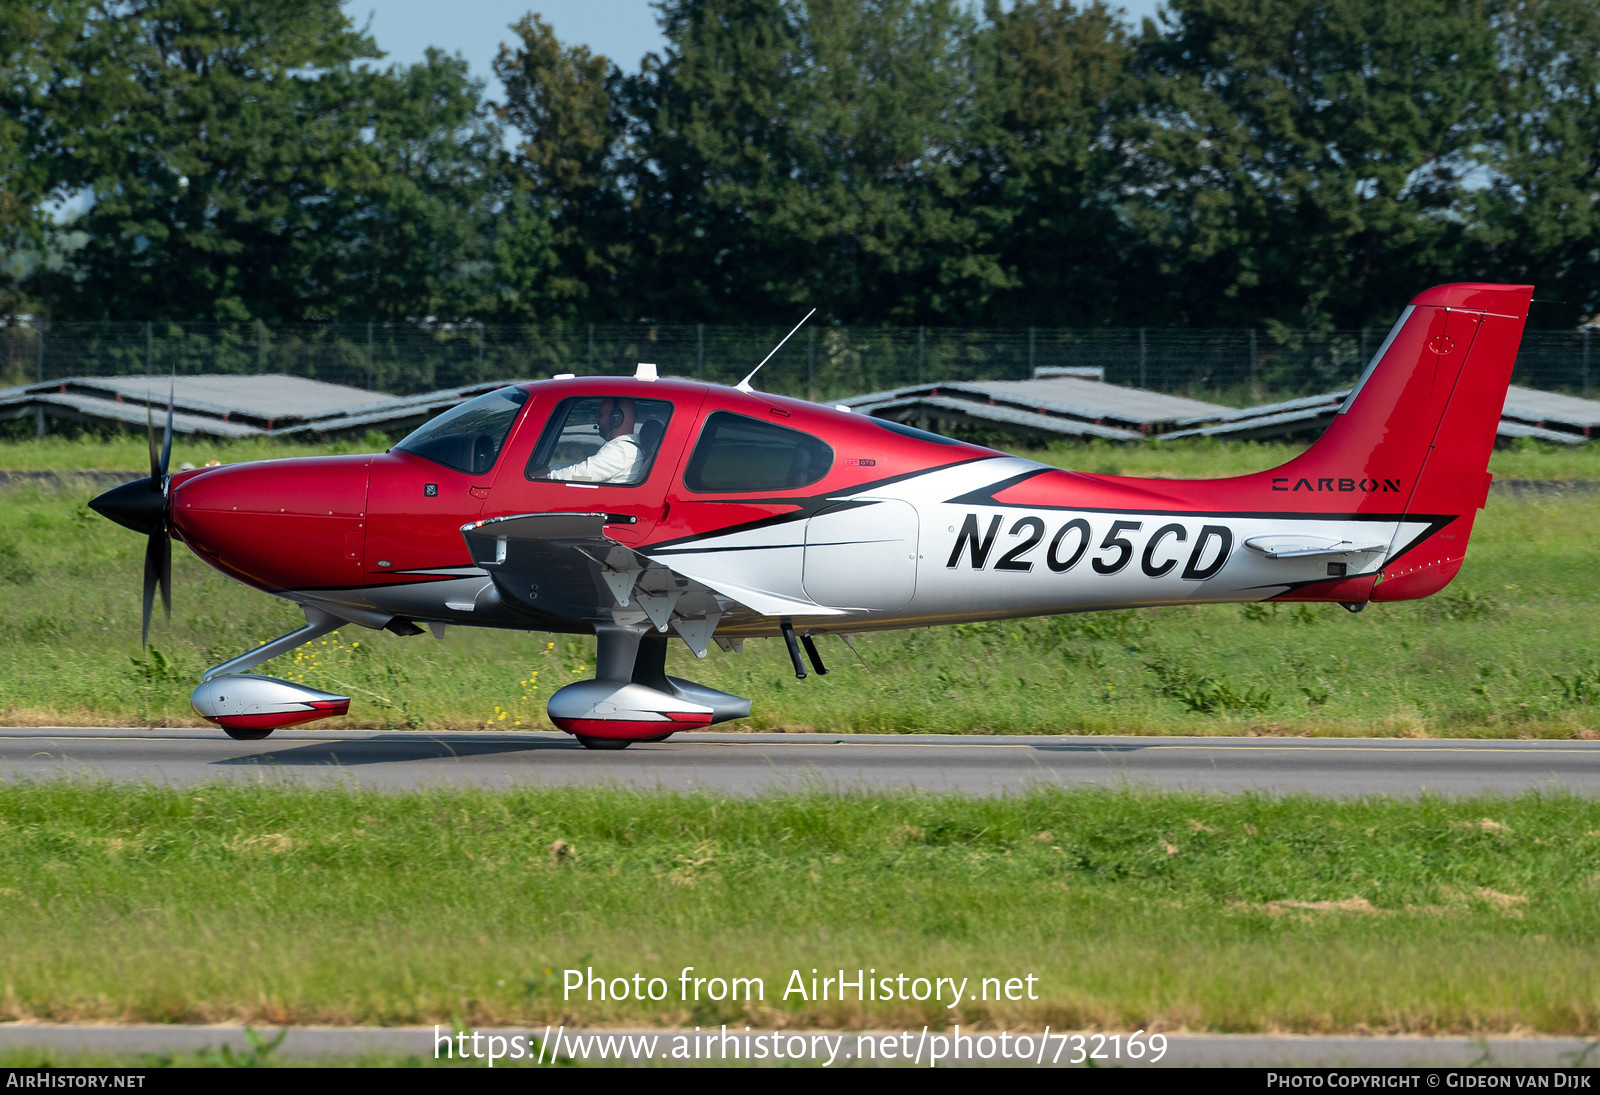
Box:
[394,386,529,475]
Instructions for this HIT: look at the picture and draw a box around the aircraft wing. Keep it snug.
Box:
[460,512,842,654]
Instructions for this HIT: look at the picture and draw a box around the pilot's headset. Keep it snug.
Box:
[600,398,625,437]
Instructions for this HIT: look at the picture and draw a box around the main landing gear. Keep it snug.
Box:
[547,627,751,749]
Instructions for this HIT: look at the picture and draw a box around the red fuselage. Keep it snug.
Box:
[168,283,1533,638]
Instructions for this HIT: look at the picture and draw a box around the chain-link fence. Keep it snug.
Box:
[3,320,1595,406]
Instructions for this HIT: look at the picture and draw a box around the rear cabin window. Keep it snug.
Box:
[683,412,834,493]
[524,395,675,487]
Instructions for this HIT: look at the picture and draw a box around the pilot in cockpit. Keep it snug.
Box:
[546,397,643,484]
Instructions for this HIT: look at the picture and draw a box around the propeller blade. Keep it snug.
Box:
[122,361,172,648]
[141,532,160,647]
[157,530,171,621]
[159,371,173,478]
[147,391,159,484]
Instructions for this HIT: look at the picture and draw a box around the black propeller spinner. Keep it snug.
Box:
[88,376,173,646]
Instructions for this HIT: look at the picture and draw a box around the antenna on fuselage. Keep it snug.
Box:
[737,308,817,393]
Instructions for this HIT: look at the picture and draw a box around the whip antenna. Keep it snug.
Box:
[737,308,816,393]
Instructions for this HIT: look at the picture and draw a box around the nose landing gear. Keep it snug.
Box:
[189,606,352,739]
[191,674,351,738]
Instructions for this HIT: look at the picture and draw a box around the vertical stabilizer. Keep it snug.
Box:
[1267,283,1533,600]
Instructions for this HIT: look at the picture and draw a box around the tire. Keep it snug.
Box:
[574,735,632,750]
[222,725,275,741]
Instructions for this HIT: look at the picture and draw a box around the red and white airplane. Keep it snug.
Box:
[91,283,1532,747]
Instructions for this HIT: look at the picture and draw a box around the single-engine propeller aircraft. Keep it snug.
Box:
[90,283,1532,747]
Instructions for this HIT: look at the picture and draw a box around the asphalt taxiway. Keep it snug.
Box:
[2,728,1599,795]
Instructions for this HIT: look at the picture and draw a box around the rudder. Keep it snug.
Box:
[1267,283,1533,601]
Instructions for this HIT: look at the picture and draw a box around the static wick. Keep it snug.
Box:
[737,308,817,394]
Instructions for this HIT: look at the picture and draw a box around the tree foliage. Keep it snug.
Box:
[6,0,501,322]
[493,12,629,320]
[968,0,1139,325]
[45,0,386,320]
[1135,0,1499,327]
[1468,0,1600,320]
[6,0,1600,328]
[620,0,1004,325]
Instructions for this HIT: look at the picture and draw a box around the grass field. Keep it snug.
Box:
[0,783,1595,1033]
[4,435,1599,1045]
[4,467,1600,736]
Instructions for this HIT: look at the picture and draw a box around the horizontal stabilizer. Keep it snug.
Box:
[1243,535,1389,560]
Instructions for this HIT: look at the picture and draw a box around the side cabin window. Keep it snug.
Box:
[683,411,834,493]
[525,395,675,487]
[393,386,529,475]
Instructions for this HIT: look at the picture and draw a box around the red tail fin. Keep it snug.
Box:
[1270,282,1533,600]
[984,283,1532,605]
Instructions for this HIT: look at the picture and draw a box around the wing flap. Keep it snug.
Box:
[460,513,843,639]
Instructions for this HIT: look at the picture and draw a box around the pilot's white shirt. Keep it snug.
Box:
[547,433,642,484]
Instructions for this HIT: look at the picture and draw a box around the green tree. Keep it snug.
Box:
[40,0,383,320]
[492,13,631,320]
[321,50,505,322]
[1133,0,1499,328]
[967,0,1140,326]
[626,0,999,324]
[27,2,507,323]
[0,0,126,313]
[1468,0,1600,326]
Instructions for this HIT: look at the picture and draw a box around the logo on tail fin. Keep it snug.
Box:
[1270,477,1403,493]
